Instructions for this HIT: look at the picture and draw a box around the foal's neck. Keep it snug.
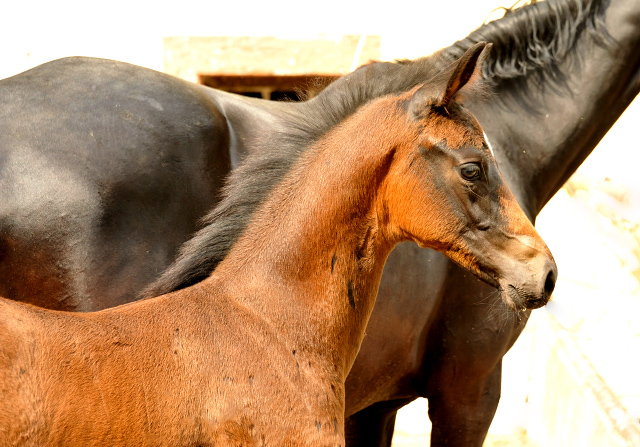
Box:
[212,96,411,377]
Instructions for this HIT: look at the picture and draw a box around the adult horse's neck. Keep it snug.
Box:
[210,96,404,377]
[466,0,640,215]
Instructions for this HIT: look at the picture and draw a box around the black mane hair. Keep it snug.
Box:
[450,0,610,84]
[141,54,450,298]
[142,0,610,298]
[385,0,609,101]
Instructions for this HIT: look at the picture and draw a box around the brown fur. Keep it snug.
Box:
[0,42,555,446]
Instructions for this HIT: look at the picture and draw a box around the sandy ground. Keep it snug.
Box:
[389,397,537,447]
[391,432,535,447]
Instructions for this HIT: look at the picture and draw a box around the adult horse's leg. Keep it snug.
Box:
[345,261,514,447]
[345,366,502,447]
[345,401,404,447]
[421,271,528,447]
[344,243,445,446]
[425,362,502,446]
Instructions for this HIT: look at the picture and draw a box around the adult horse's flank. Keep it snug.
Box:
[0,43,556,446]
[0,60,290,310]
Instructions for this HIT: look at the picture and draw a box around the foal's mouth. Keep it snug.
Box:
[501,284,550,312]
[470,264,501,290]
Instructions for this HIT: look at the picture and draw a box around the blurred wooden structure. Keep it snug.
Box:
[164,35,379,99]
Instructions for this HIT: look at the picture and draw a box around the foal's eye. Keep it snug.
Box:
[460,163,481,181]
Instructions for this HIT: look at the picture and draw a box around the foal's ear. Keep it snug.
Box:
[409,42,491,118]
[439,42,491,107]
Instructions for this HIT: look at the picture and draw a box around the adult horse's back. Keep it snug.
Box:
[0,58,286,310]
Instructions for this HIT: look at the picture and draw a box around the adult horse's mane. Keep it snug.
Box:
[143,0,608,298]
[444,0,610,84]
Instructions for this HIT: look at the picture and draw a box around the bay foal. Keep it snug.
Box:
[0,43,555,446]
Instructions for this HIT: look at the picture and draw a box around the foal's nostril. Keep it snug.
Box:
[543,269,556,297]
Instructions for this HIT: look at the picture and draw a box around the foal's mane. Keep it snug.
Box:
[143,0,608,298]
[141,53,449,298]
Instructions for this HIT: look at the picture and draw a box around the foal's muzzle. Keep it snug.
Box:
[501,256,557,311]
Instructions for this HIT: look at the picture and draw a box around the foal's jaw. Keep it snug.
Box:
[459,225,558,312]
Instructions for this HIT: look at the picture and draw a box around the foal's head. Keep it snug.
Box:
[381,42,557,311]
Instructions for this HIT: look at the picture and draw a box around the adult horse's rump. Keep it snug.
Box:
[0,58,290,310]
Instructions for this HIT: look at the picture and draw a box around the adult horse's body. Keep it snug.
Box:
[0,43,557,446]
[0,0,638,445]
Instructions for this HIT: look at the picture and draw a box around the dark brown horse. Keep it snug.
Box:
[0,43,556,446]
[0,0,638,445]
